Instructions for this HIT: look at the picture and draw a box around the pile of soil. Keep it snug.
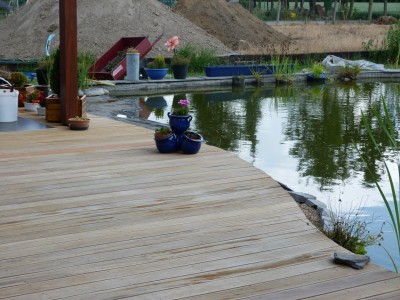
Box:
[174,0,287,51]
[0,0,232,60]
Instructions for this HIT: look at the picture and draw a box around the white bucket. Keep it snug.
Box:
[0,88,19,122]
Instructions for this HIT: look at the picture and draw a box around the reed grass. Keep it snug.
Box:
[358,97,400,272]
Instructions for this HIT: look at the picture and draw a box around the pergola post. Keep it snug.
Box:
[59,0,78,125]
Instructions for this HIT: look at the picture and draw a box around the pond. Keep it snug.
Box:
[139,80,400,272]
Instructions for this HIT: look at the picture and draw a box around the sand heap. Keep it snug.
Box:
[174,0,287,52]
[0,0,232,60]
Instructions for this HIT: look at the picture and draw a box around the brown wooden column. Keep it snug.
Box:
[59,0,78,125]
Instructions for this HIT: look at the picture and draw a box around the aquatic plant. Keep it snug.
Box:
[321,200,382,255]
[357,97,400,272]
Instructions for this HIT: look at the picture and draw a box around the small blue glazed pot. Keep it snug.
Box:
[180,131,204,155]
[168,112,193,135]
[154,132,178,153]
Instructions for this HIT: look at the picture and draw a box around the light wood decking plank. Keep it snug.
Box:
[0,112,398,299]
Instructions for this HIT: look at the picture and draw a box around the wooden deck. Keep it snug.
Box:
[1,112,399,299]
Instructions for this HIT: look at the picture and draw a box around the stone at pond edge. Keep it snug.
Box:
[334,252,370,270]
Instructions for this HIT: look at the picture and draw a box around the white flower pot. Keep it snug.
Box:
[37,106,46,116]
[24,102,39,112]
[0,88,19,122]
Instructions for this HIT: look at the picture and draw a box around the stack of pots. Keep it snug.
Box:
[155,113,204,154]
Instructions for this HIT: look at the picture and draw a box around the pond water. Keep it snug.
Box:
[139,80,400,272]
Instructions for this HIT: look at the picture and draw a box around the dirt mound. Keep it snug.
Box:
[0,0,231,60]
[174,0,287,52]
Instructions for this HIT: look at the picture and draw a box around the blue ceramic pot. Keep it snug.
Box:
[181,131,204,154]
[154,132,178,153]
[307,73,327,83]
[145,68,168,80]
[168,112,193,135]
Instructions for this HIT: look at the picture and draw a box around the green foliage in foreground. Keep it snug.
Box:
[363,20,400,66]
[357,97,400,273]
[175,42,219,73]
[321,201,382,255]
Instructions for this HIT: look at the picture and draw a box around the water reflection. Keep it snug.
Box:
[143,81,400,270]
[143,82,400,192]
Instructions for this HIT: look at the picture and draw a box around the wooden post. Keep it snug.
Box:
[59,0,78,125]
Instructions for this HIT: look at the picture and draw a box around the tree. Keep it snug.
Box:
[368,0,373,22]
[383,0,388,16]
[309,0,316,17]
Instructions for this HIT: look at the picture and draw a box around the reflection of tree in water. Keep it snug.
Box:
[190,89,266,154]
[285,82,400,190]
[190,92,242,151]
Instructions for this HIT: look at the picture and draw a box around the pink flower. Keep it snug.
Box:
[165,36,180,52]
[178,99,190,106]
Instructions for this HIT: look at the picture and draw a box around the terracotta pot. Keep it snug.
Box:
[68,118,90,130]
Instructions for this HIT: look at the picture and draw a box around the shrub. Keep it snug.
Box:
[49,48,61,95]
[175,42,219,73]
[383,20,400,65]
[9,72,29,87]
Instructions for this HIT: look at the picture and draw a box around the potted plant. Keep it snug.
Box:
[180,130,204,154]
[9,72,34,107]
[35,57,51,86]
[46,48,94,122]
[46,47,62,122]
[307,62,327,83]
[67,115,90,130]
[125,47,140,81]
[24,89,45,112]
[145,54,168,80]
[154,127,178,153]
[167,99,193,135]
[166,36,190,79]
[270,55,298,85]
[171,55,190,79]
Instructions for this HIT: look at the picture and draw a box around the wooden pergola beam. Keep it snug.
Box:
[59,0,78,125]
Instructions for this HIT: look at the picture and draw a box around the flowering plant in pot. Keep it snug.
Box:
[168,99,193,135]
[25,89,45,112]
[166,36,190,79]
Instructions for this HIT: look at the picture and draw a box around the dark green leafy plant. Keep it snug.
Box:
[105,51,125,72]
[383,21,400,66]
[154,127,172,140]
[9,72,29,87]
[49,48,61,95]
[171,55,190,66]
[174,42,218,73]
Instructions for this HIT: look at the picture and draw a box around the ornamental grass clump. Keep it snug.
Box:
[147,54,166,69]
[321,201,382,255]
